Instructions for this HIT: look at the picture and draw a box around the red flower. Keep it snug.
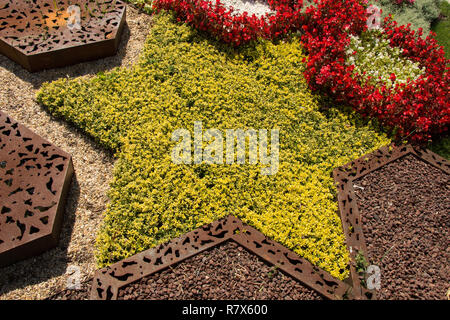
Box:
[300,0,449,143]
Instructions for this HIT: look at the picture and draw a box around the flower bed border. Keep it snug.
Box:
[301,0,449,143]
[90,215,351,300]
[0,0,127,72]
[332,143,449,299]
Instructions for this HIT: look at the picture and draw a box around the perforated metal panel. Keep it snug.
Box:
[0,111,74,267]
[0,0,126,71]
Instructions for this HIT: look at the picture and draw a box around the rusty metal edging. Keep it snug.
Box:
[0,0,127,72]
[90,215,351,300]
[332,143,450,299]
[0,110,74,267]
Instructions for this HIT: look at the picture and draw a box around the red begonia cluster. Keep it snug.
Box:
[153,0,307,46]
[301,0,449,143]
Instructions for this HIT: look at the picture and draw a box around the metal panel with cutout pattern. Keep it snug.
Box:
[0,0,126,71]
[90,215,352,300]
[0,110,73,267]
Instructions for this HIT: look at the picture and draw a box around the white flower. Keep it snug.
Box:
[345,31,425,89]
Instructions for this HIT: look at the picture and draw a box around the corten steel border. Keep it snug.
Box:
[332,144,450,300]
[0,110,74,267]
[90,215,352,300]
[0,1,127,72]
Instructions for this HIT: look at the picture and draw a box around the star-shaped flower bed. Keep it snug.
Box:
[36,12,391,286]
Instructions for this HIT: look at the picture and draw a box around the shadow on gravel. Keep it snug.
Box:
[0,175,80,297]
[0,23,131,89]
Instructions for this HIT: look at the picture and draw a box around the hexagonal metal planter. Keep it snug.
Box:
[0,111,74,267]
[333,144,449,299]
[90,215,352,300]
[0,0,126,72]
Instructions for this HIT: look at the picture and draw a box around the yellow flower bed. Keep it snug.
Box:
[37,12,390,279]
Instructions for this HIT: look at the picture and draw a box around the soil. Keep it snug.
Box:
[354,154,449,300]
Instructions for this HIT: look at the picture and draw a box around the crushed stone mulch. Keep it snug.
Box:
[117,241,323,300]
[354,154,449,300]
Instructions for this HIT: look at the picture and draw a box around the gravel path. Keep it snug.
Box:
[0,5,152,300]
[354,154,450,300]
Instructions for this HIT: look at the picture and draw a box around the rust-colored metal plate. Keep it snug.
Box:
[333,144,450,299]
[0,110,74,267]
[0,0,126,72]
[90,215,352,300]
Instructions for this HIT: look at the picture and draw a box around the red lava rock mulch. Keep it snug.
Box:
[354,154,449,300]
[117,241,323,300]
